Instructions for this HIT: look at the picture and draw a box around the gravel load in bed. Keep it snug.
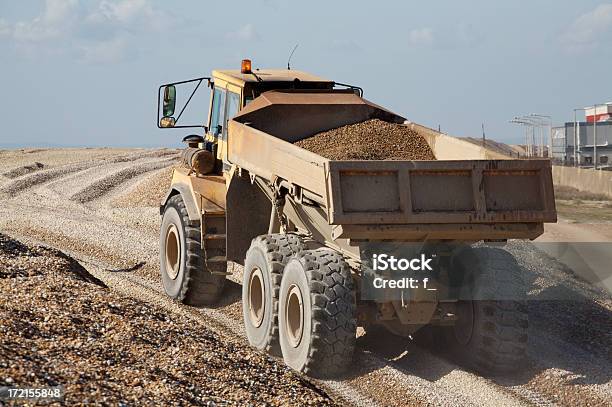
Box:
[0,234,336,406]
[294,118,436,161]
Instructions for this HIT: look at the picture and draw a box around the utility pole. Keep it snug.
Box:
[594,104,598,170]
[512,115,550,159]
[529,114,552,158]
[482,123,486,148]
[573,109,578,166]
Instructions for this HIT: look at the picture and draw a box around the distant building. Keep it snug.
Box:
[585,104,612,123]
[553,121,612,168]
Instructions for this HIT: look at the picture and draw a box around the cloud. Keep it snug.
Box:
[407,24,483,50]
[1,0,171,62]
[79,36,129,63]
[0,19,11,37]
[13,0,79,42]
[329,39,363,53]
[563,3,612,52]
[408,28,434,47]
[226,24,260,41]
[87,0,168,30]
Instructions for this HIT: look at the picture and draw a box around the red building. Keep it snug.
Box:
[585,103,612,123]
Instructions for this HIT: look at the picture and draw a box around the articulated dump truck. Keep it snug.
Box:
[157,61,557,377]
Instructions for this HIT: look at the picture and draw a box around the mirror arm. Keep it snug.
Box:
[157,84,163,129]
[157,76,212,129]
[174,78,203,123]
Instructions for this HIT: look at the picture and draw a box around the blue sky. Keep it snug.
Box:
[0,0,611,147]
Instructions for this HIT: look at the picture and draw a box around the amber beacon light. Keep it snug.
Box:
[241,59,252,74]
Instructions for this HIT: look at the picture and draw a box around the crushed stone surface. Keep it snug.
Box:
[71,158,177,203]
[0,233,336,406]
[113,166,175,208]
[294,119,436,160]
[2,162,45,178]
[1,147,611,407]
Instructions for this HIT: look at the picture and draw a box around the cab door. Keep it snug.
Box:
[208,86,226,141]
[207,79,242,163]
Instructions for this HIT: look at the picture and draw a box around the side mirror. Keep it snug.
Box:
[163,85,176,117]
[160,116,176,128]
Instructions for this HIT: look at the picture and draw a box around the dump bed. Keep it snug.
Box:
[227,90,556,241]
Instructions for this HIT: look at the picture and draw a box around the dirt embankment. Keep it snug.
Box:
[0,233,336,406]
[295,119,436,161]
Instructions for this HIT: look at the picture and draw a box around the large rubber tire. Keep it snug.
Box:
[242,234,304,355]
[278,248,356,378]
[442,247,528,374]
[160,195,225,306]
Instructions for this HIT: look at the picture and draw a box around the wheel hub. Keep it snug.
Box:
[165,224,181,280]
[248,268,265,328]
[285,284,304,348]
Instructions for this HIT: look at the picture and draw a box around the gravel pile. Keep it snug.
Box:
[111,149,180,163]
[0,152,170,197]
[71,158,177,204]
[294,119,436,161]
[2,162,45,178]
[113,167,175,208]
[0,233,336,406]
[0,148,132,175]
[1,161,94,196]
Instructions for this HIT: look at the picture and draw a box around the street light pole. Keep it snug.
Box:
[573,107,588,167]
[529,114,552,158]
[573,109,578,166]
[511,116,548,158]
[594,104,598,170]
[510,118,530,157]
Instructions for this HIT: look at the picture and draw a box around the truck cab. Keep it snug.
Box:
[159,59,339,168]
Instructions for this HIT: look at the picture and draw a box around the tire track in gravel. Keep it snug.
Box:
[70,157,177,203]
[1,161,100,196]
[44,155,169,195]
[358,332,541,407]
[0,150,176,197]
[2,162,45,178]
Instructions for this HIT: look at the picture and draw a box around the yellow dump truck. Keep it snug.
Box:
[157,60,557,377]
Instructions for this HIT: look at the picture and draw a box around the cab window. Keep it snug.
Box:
[222,91,240,136]
[210,87,226,136]
[227,91,240,119]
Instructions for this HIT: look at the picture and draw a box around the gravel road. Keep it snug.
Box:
[0,148,610,406]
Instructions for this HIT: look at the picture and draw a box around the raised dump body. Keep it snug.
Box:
[228,90,557,242]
